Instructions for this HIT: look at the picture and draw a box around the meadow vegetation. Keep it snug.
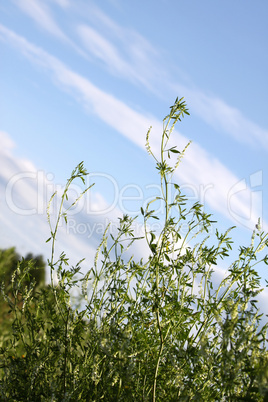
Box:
[0,98,268,401]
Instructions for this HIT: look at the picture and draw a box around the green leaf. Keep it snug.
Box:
[170,148,180,154]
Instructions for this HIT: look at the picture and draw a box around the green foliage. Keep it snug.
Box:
[0,248,46,337]
[0,247,46,289]
[0,98,268,401]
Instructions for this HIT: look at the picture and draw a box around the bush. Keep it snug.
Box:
[0,98,268,401]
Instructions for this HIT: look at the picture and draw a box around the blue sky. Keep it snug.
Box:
[0,0,268,295]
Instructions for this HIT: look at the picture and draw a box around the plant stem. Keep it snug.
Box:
[63,306,70,398]
[152,308,164,402]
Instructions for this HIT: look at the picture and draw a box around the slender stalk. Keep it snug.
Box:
[63,306,70,397]
[152,308,164,402]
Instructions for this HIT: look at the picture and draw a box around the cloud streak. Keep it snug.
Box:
[13,0,67,41]
[12,0,88,59]
[10,1,268,150]
[175,84,268,150]
[77,24,149,88]
[0,24,264,230]
[71,5,268,150]
[76,21,164,92]
[49,0,70,8]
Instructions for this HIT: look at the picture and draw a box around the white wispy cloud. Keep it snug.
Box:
[77,25,126,71]
[12,0,88,59]
[0,131,16,154]
[76,22,163,91]
[76,3,158,62]
[72,5,268,151]
[175,84,268,151]
[175,141,264,230]
[73,5,268,150]
[73,3,164,92]
[13,0,67,41]
[11,1,267,150]
[77,25,134,80]
[0,131,52,256]
[48,0,70,8]
[0,25,264,230]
